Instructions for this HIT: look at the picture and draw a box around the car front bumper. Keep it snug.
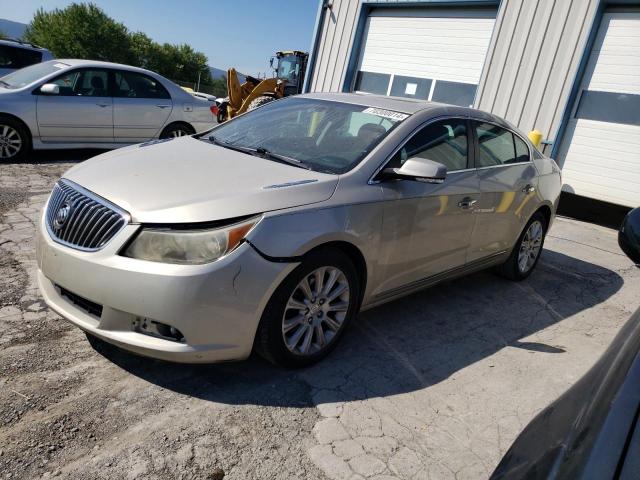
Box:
[36,211,297,363]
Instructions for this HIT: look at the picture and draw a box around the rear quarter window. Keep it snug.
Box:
[514,135,530,162]
[475,122,531,167]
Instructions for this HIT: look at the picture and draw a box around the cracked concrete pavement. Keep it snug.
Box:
[1,154,638,479]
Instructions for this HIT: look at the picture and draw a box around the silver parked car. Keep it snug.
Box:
[36,93,562,367]
[0,59,217,160]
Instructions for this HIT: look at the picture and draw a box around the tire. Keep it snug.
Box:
[496,211,548,281]
[217,107,227,123]
[255,249,360,368]
[216,99,228,123]
[0,116,31,162]
[159,122,195,139]
[247,95,275,111]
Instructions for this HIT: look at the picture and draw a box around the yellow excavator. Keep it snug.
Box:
[217,50,308,123]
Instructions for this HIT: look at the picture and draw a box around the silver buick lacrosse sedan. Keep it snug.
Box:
[37,93,562,367]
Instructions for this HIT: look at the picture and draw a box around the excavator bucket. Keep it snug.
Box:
[227,68,244,112]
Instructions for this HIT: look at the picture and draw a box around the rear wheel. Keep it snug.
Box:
[247,95,276,111]
[255,249,360,368]
[159,122,194,139]
[216,101,228,123]
[0,116,30,161]
[496,211,547,280]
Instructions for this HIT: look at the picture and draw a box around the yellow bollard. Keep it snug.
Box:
[528,129,543,149]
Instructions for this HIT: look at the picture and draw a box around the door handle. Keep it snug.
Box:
[522,184,536,194]
[458,198,477,209]
[156,104,171,109]
[96,103,110,108]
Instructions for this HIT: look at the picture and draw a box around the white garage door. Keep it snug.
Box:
[352,8,496,107]
[556,11,640,208]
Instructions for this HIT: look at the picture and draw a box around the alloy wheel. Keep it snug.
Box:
[169,129,188,138]
[0,125,22,159]
[518,220,544,273]
[282,266,351,356]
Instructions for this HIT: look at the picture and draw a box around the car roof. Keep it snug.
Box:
[0,38,50,52]
[301,92,442,114]
[299,92,519,132]
[53,59,163,77]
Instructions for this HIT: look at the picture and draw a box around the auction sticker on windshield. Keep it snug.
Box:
[362,107,409,121]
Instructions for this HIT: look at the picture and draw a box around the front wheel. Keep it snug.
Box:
[496,211,548,281]
[0,117,30,161]
[255,249,360,368]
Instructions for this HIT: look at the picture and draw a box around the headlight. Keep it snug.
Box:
[123,217,259,265]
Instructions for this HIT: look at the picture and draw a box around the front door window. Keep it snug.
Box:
[50,69,109,97]
[387,119,469,172]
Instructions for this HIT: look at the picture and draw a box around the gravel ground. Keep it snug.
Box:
[0,154,638,480]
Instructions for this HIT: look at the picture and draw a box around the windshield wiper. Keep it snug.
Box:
[255,147,311,170]
[209,135,311,170]
[208,135,258,156]
[0,80,11,88]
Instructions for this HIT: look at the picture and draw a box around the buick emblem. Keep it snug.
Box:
[53,202,72,229]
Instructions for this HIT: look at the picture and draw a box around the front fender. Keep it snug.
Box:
[246,203,385,301]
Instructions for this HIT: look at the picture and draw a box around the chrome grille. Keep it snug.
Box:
[46,180,129,251]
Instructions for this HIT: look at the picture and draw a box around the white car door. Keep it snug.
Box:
[112,70,173,143]
[36,68,113,143]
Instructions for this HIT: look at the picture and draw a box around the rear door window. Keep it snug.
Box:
[114,71,170,99]
[475,122,529,167]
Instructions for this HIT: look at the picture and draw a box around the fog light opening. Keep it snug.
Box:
[132,317,185,343]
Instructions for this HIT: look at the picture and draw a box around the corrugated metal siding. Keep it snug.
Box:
[476,0,600,152]
[308,0,601,153]
[310,0,361,92]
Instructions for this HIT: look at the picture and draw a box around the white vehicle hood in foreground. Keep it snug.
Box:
[63,136,339,224]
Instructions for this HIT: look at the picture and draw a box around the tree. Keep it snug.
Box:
[129,32,164,72]
[208,77,227,97]
[23,3,134,64]
[156,43,212,84]
[23,2,213,88]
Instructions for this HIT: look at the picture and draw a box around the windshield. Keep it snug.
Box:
[208,98,407,174]
[0,60,69,88]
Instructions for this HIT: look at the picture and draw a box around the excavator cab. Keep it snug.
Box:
[219,50,309,123]
[271,50,308,96]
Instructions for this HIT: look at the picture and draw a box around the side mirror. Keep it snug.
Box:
[40,83,60,95]
[381,157,447,183]
[269,57,275,69]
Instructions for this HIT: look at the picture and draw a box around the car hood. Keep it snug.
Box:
[63,136,339,224]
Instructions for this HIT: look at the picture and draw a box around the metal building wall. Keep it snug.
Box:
[309,0,362,93]
[475,0,600,151]
[307,0,601,152]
